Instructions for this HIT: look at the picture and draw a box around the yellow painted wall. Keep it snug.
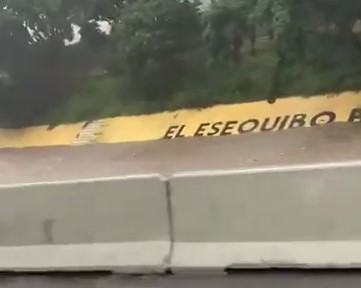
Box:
[0,123,84,148]
[1,92,361,149]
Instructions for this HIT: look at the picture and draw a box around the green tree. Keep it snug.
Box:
[112,0,204,101]
[203,0,257,65]
[253,0,361,100]
[0,0,119,126]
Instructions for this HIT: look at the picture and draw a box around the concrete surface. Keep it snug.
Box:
[1,123,361,185]
[169,162,361,270]
[0,177,170,272]
[170,164,361,242]
[2,272,361,288]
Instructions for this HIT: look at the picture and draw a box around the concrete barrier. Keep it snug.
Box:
[3,161,361,273]
[0,175,170,273]
[169,161,361,272]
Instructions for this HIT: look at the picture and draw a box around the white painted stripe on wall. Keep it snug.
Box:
[0,174,161,189]
[0,242,170,273]
[0,241,360,272]
[172,241,361,270]
[3,160,361,188]
[173,160,361,178]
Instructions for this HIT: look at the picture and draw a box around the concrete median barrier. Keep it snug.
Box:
[0,175,170,273]
[169,161,361,272]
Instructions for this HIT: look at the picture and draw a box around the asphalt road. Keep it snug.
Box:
[1,122,361,185]
[2,271,361,288]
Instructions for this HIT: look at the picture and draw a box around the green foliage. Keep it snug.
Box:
[0,0,361,126]
[0,0,115,126]
[203,0,256,64]
[112,0,204,100]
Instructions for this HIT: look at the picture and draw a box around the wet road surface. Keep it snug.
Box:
[1,123,361,185]
[2,271,361,288]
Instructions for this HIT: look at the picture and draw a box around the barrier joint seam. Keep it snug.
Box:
[163,177,174,271]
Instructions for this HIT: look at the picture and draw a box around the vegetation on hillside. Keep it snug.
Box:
[0,0,361,127]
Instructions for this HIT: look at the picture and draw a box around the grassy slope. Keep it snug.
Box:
[45,37,361,125]
[45,39,278,124]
